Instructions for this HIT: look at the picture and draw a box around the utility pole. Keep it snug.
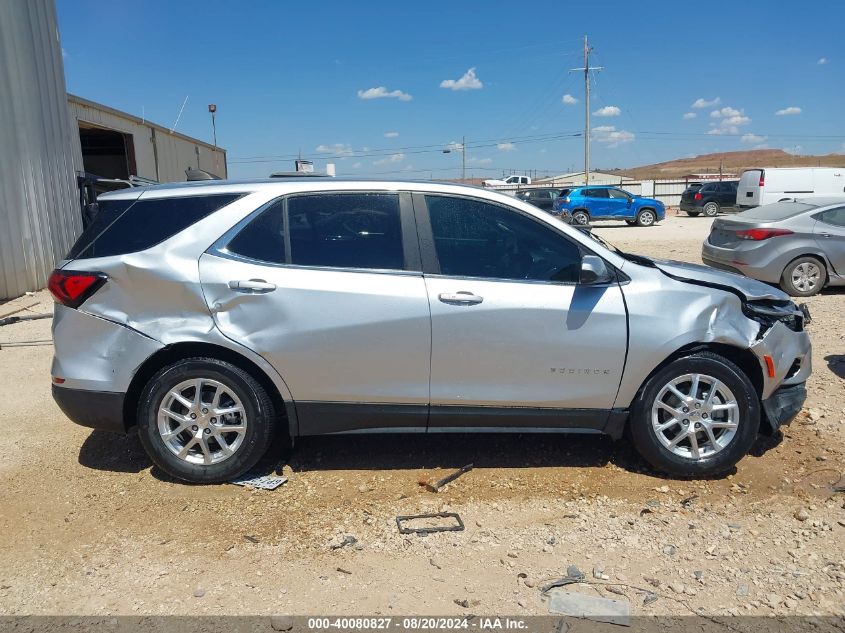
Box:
[462,135,466,181]
[571,36,602,186]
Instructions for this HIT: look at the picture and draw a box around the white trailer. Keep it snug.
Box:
[737,167,845,208]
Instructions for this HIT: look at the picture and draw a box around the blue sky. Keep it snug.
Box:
[57,0,844,180]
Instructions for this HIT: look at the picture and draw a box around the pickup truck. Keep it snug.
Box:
[482,175,531,188]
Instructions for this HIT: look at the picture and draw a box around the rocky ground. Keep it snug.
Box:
[0,213,843,620]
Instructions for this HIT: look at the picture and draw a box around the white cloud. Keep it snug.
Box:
[692,97,721,109]
[351,162,362,169]
[707,107,751,135]
[741,133,767,144]
[383,131,399,138]
[593,105,621,117]
[468,157,492,165]
[496,142,515,151]
[818,57,828,65]
[315,143,354,156]
[373,153,405,165]
[562,93,578,105]
[710,106,741,118]
[682,112,697,120]
[775,106,802,116]
[357,86,412,101]
[446,140,464,152]
[592,125,634,147]
[440,67,483,91]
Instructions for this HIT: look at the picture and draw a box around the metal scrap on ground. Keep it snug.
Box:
[230,474,288,490]
[421,463,473,492]
[547,589,631,627]
[396,512,465,534]
[541,565,586,593]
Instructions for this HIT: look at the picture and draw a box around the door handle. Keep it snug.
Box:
[228,279,276,293]
[819,232,832,238]
[438,291,483,305]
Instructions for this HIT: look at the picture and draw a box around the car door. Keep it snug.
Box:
[198,191,432,434]
[605,188,631,219]
[717,183,734,208]
[814,206,845,273]
[414,193,628,429]
[583,188,609,218]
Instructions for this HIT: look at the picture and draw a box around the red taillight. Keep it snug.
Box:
[47,270,106,308]
[759,173,765,187]
[735,228,793,241]
[694,192,703,201]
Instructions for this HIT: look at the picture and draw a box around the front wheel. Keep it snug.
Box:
[628,352,760,477]
[137,357,277,484]
[572,210,590,226]
[636,209,656,227]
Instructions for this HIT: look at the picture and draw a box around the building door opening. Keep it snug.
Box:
[78,123,136,179]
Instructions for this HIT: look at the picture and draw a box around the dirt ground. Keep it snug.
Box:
[1,213,843,619]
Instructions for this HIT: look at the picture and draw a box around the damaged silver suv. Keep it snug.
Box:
[49,180,811,483]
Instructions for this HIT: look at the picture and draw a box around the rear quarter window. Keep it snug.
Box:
[68,193,244,259]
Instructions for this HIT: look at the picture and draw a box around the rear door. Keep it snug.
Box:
[737,169,762,208]
[415,193,627,428]
[814,206,845,275]
[198,191,432,434]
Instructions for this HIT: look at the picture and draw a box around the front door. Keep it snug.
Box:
[415,193,628,429]
[606,188,632,218]
[199,191,432,434]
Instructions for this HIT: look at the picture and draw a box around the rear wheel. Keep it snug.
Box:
[703,202,720,217]
[636,209,656,227]
[629,352,759,477]
[137,358,277,484]
[686,211,701,217]
[572,210,590,226]
[780,256,826,297]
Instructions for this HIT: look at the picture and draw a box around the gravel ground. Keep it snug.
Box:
[0,213,843,618]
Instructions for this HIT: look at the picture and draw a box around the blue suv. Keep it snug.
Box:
[553,186,665,227]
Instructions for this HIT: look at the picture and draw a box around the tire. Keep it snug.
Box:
[686,211,701,217]
[780,256,827,297]
[572,210,590,226]
[635,208,656,227]
[628,352,760,477]
[703,202,720,217]
[137,357,277,484]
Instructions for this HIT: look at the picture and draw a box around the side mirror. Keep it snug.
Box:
[580,255,613,285]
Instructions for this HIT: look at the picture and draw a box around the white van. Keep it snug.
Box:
[737,167,845,208]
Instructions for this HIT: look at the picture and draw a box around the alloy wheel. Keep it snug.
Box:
[639,210,655,226]
[791,262,821,293]
[650,373,739,460]
[157,378,248,465]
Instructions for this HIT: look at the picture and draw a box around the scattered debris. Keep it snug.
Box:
[642,592,658,606]
[230,474,288,490]
[0,312,52,327]
[453,597,479,609]
[794,508,810,522]
[336,567,352,575]
[548,589,631,627]
[192,587,205,598]
[541,566,585,593]
[421,464,474,493]
[329,534,358,550]
[396,512,464,535]
[243,535,259,544]
[680,495,699,508]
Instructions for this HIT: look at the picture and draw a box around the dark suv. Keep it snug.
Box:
[680,181,738,217]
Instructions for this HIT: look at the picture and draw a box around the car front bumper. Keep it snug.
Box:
[52,385,128,434]
[762,383,806,433]
[749,320,812,400]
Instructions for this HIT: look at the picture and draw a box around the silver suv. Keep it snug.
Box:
[50,180,811,483]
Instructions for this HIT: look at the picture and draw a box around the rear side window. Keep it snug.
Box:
[68,193,242,259]
[583,188,609,198]
[288,193,403,270]
[226,200,286,263]
[816,207,845,228]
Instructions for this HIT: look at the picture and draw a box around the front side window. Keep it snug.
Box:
[288,193,404,270]
[607,189,630,200]
[425,195,582,283]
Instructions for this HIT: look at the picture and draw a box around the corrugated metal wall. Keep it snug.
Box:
[0,0,82,299]
[68,95,227,182]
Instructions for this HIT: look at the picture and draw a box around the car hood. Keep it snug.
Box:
[635,196,663,207]
[651,258,789,302]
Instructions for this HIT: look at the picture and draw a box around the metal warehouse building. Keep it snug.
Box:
[0,0,226,300]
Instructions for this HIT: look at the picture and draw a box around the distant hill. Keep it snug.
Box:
[606,149,845,181]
